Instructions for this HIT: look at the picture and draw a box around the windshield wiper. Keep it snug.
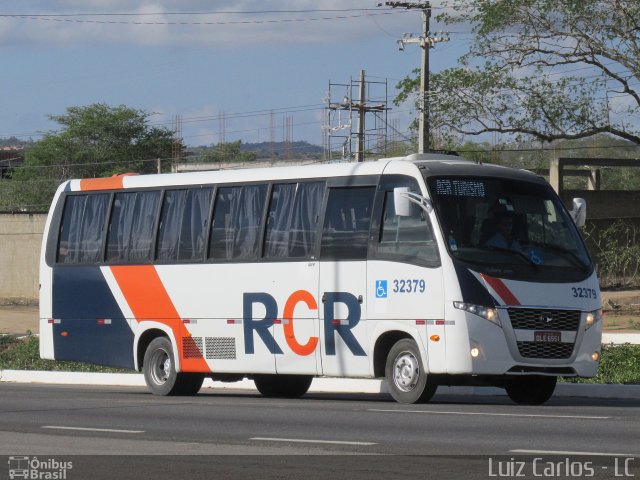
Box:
[477,245,539,268]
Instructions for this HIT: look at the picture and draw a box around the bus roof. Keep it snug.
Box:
[65,153,543,192]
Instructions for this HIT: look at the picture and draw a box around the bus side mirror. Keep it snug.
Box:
[394,187,412,217]
[570,198,586,227]
[394,187,433,217]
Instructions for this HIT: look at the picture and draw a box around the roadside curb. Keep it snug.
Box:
[1,370,638,399]
[602,333,640,344]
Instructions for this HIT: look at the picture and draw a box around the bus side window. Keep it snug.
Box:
[264,183,296,259]
[106,191,160,263]
[209,184,268,261]
[375,190,439,265]
[57,194,110,264]
[157,189,188,261]
[288,181,324,259]
[264,181,324,260]
[157,188,213,262]
[320,187,375,260]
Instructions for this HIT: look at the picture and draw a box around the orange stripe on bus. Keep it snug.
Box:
[110,265,210,373]
[79,177,125,191]
[79,173,138,191]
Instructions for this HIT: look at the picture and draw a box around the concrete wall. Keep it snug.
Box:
[562,190,640,220]
[0,213,46,301]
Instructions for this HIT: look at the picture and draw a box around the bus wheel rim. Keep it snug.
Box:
[150,349,171,385]
[393,351,419,392]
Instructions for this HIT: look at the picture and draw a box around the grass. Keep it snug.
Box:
[603,313,640,331]
[562,343,640,385]
[1,336,639,384]
[0,335,132,373]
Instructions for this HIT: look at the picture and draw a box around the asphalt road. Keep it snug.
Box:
[0,384,639,479]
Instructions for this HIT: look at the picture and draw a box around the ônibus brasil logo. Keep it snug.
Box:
[8,456,73,479]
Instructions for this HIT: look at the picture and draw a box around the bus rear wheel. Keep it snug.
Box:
[143,337,204,396]
[385,338,437,404]
[253,375,313,398]
[505,376,557,405]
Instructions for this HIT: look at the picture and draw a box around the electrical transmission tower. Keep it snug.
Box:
[382,1,448,153]
[172,114,183,170]
[323,70,388,162]
[218,111,226,144]
[283,116,293,161]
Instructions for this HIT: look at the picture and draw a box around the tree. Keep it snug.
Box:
[9,104,177,209]
[199,140,257,163]
[396,0,640,146]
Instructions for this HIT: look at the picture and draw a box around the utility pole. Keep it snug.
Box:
[325,71,388,162]
[382,1,448,153]
[355,70,366,162]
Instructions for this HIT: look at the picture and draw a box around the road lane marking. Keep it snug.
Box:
[368,409,609,420]
[511,449,639,457]
[42,426,144,434]
[250,437,377,446]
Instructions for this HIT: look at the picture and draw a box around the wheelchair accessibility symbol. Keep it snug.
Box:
[375,280,388,299]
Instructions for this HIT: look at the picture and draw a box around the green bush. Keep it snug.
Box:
[562,343,640,384]
[583,220,640,288]
[0,335,132,373]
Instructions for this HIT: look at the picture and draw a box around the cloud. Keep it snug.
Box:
[0,0,423,48]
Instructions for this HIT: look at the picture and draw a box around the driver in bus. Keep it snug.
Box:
[485,211,523,252]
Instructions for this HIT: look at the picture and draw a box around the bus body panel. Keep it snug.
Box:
[39,154,603,400]
[319,261,369,377]
[366,260,446,373]
[38,183,67,361]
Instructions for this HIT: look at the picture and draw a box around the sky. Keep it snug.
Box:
[0,1,471,150]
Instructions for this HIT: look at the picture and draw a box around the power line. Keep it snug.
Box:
[0,9,398,17]
[149,104,326,127]
[0,103,328,140]
[3,11,407,26]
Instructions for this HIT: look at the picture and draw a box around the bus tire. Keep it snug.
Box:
[143,337,203,396]
[385,338,437,404]
[175,373,205,396]
[505,376,557,405]
[253,375,313,398]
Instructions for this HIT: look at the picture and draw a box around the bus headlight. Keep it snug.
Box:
[585,309,603,330]
[453,302,501,327]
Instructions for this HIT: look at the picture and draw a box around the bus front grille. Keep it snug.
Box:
[516,341,574,359]
[507,308,581,331]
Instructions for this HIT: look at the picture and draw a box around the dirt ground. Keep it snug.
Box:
[1,291,638,334]
[599,290,640,331]
[0,306,39,334]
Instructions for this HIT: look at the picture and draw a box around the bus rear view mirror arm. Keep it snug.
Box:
[394,187,433,217]
[570,198,586,227]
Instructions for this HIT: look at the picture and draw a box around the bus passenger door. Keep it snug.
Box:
[265,181,325,375]
[273,261,320,375]
[319,185,376,377]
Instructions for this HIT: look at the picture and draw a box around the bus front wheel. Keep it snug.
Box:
[143,337,204,396]
[505,376,557,405]
[253,375,313,398]
[385,339,437,404]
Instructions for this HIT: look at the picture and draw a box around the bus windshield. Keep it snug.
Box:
[426,176,592,282]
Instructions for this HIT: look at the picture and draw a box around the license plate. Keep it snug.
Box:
[535,331,561,343]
